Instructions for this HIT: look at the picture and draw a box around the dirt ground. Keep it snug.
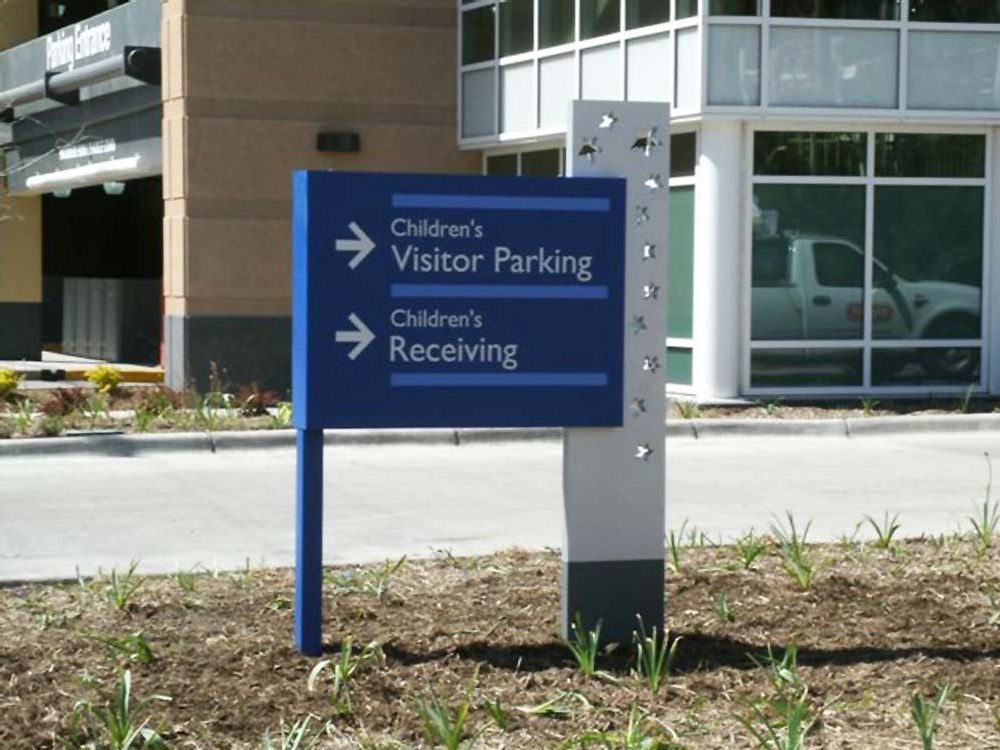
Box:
[3,537,1000,749]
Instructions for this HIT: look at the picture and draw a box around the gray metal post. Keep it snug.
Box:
[563,100,670,644]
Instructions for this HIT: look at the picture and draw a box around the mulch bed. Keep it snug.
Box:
[2,540,1000,749]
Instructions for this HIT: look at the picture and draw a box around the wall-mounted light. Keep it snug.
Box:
[52,188,72,199]
[317,131,361,153]
[103,181,127,196]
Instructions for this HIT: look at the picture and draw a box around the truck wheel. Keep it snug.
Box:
[920,315,980,381]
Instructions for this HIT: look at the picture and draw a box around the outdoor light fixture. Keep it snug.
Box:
[103,181,127,196]
[317,131,361,153]
[52,188,72,198]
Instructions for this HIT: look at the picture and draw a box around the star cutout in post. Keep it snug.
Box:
[599,112,617,129]
[643,356,660,373]
[643,283,660,300]
[644,174,662,192]
[631,315,648,335]
[631,127,661,157]
[635,443,654,461]
[635,205,650,225]
[578,137,600,161]
[630,398,647,416]
[642,242,656,260]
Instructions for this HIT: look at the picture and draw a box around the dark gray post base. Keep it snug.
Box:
[562,558,665,646]
[0,302,42,360]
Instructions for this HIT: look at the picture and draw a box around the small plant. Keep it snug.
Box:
[103,561,144,612]
[265,595,292,612]
[750,642,803,696]
[69,669,171,750]
[234,383,282,417]
[364,556,407,602]
[970,453,999,556]
[564,613,602,677]
[81,393,111,430]
[132,387,183,416]
[713,591,736,623]
[864,512,902,549]
[414,671,482,750]
[37,414,64,437]
[517,690,591,719]
[911,684,951,750]
[194,396,222,432]
[736,690,820,750]
[40,387,90,416]
[633,616,680,696]
[958,385,975,414]
[563,705,681,749]
[759,398,783,417]
[307,637,384,715]
[133,405,156,433]
[0,368,22,399]
[675,400,701,419]
[482,698,510,731]
[12,398,34,434]
[771,513,815,591]
[272,402,293,428]
[666,519,689,573]
[85,365,125,395]
[859,396,880,417]
[735,531,770,571]
[260,716,328,750]
[85,631,155,665]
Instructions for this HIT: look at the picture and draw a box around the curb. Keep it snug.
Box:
[3,414,1000,458]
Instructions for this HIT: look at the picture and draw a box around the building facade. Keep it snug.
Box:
[461,0,1000,400]
[0,0,476,390]
[2,0,999,401]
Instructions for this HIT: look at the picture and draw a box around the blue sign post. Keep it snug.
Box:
[292,171,626,655]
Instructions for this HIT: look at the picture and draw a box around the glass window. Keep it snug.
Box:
[872,348,980,387]
[667,347,693,385]
[676,0,698,18]
[499,0,533,56]
[875,134,986,179]
[521,149,562,176]
[627,0,669,28]
[486,153,518,176]
[814,242,864,289]
[710,0,759,14]
[908,32,1000,112]
[910,1,1000,23]
[581,0,621,39]
[752,185,866,340]
[462,6,496,65]
[671,132,697,177]
[462,69,496,137]
[668,186,695,339]
[872,186,983,342]
[754,132,867,177]
[540,0,575,48]
[770,0,898,19]
[707,25,761,105]
[751,349,863,388]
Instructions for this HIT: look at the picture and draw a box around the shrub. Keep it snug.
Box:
[132,386,183,416]
[234,383,282,417]
[40,387,89,416]
[0,369,22,400]
[36,415,64,438]
[85,366,125,395]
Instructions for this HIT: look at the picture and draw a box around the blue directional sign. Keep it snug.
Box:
[292,171,626,430]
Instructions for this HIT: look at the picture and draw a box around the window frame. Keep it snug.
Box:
[743,123,992,397]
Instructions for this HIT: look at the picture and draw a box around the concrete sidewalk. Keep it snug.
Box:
[2,430,998,583]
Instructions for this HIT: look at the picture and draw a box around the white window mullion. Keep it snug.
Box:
[862,130,876,389]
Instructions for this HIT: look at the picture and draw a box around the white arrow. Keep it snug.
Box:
[335,313,375,360]
[335,222,376,269]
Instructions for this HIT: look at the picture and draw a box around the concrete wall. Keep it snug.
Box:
[0,0,43,359]
[162,0,479,391]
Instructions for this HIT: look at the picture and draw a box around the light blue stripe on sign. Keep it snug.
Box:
[390,284,609,300]
[391,194,611,213]
[391,373,609,387]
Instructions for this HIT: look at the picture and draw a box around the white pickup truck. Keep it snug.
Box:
[752,234,981,379]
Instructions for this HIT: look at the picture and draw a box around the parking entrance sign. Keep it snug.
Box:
[292,171,627,430]
[292,170,627,655]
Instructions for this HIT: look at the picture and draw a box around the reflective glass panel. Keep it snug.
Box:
[677,0,698,18]
[581,0,621,39]
[872,186,983,342]
[770,0,898,19]
[876,134,986,178]
[521,149,561,176]
[872,348,980,386]
[751,348,863,388]
[668,186,695,339]
[752,185,866,341]
[910,1,1000,22]
[486,153,518,176]
[667,347,693,385]
[462,7,496,65]
[540,0,575,48]
[627,0,669,28]
[671,132,697,177]
[499,0,533,56]
[754,132,866,177]
[707,25,760,105]
[908,33,1000,111]
[710,0,760,14]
